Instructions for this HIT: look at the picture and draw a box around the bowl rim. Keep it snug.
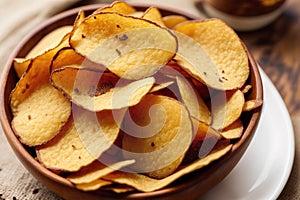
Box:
[0,3,263,199]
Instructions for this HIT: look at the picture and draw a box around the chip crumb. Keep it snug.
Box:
[28,115,31,120]
[151,142,155,147]
[94,16,97,20]
[32,188,39,194]
[116,24,121,28]
[82,34,86,38]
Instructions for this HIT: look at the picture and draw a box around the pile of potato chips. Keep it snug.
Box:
[9,1,262,193]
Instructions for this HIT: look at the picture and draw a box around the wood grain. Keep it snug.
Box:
[239,0,300,116]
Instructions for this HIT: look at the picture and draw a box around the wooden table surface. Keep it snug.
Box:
[0,0,299,199]
[237,0,300,199]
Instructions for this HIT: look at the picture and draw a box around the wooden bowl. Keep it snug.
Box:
[0,4,263,200]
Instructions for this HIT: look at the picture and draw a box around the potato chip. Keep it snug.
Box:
[10,34,69,109]
[73,10,85,30]
[37,118,95,171]
[51,47,84,71]
[241,84,252,94]
[243,99,263,112]
[13,58,31,78]
[51,67,155,112]
[103,184,135,193]
[183,118,221,164]
[93,1,136,15]
[26,26,73,59]
[176,76,211,124]
[142,7,166,27]
[103,143,232,192]
[12,26,72,79]
[122,94,192,179]
[220,119,243,139]
[69,12,177,79]
[11,83,71,146]
[72,106,122,159]
[68,159,135,184]
[76,179,111,191]
[173,31,223,90]
[211,90,245,130]
[10,35,71,146]
[163,15,188,29]
[13,32,70,79]
[175,19,249,90]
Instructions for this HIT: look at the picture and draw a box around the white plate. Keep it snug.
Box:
[200,68,295,200]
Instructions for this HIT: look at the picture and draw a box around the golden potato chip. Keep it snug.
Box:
[73,10,85,30]
[103,184,135,193]
[122,94,193,179]
[10,35,71,146]
[142,7,166,27]
[93,1,136,15]
[72,106,122,159]
[51,47,85,72]
[11,83,71,146]
[13,32,70,79]
[103,143,232,192]
[13,26,72,78]
[76,179,111,191]
[241,84,252,94]
[173,31,223,90]
[68,159,135,184]
[37,118,95,171]
[220,119,243,139]
[26,26,73,59]
[243,99,263,112]
[175,19,249,90]
[13,58,31,78]
[69,12,177,79]
[211,90,245,130]
[162,15,188,29]
[176,76,211,125]
[10,34,69,110]
[51,67,155,112]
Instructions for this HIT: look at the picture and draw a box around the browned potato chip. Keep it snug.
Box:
[68,159,135,184]
[103,143,232,192]
[243,99,263,111]
[93,1,136,15]
[220,119,244,139]
[175,19,249,90]
[51,67,155,112]
[72,106,122,159]
[76,179,112,191]
[26,26,73,59]
[69,12,177,79]
[211,90,245,130]
[122,94,192,179]
[37,118,95,171]
[142,7,166,27]
[10,35,71,146]
[163,15,188,29]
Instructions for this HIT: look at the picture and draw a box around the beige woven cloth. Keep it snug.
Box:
[0,0,298,199]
